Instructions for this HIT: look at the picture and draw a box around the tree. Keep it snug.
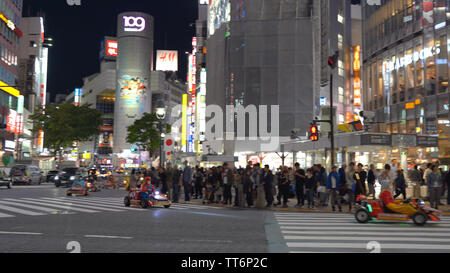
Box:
[126,113,161,157]
[29,103,103,157]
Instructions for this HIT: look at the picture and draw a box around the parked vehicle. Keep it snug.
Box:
[0,168,12,189]
[46,170,59,182]
[55,168,82,187]
[10,165,44,185]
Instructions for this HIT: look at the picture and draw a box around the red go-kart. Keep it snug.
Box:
[355,190,441,226]
[124,187,171,209]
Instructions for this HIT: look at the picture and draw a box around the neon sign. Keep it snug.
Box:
[123,16,146,32]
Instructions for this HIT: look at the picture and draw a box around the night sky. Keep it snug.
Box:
[22,0,198,101]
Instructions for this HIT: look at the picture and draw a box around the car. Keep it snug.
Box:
[355,190,441,226]
[10,165,44,185]
[46,170,59,182]
[55,168,82,187]
[0,168,12,189]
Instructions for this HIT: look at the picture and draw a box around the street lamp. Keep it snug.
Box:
[155,99,166,167]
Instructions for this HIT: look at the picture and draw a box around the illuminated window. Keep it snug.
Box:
[338,34,343,50]
[338,87,344,103]
[337,12,344,24]
[338,60,344,76]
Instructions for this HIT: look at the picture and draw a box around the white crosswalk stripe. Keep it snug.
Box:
[274,212,450,253]
[0,196,229,219]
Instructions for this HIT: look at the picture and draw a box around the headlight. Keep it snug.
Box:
[54,176,59,180]
[155,191,160,195]
[70,176,75,180]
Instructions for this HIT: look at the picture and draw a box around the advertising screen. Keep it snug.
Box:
[156,50,178,71]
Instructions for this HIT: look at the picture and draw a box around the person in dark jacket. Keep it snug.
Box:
[171,165,182,203]
[158,167,168,194]
[305,168,315,208]
[279,169,290,208]
[367,164,376,198]
[294,163,306,207]
[353,163,367,200]
[393,169,407,200]
[326,166,342,212]
[243,168,254,207]
[445,170,450,205]
[262,165,274,208]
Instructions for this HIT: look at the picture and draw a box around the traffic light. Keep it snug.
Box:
[309,124,319,141]
[328,51,339,69]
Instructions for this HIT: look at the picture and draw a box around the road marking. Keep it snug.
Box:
[286,242,450,250]
[33,198,123,212]
[15,198,100,213]
[281,230,450,237]
[283,235,450,242]
[281,226,450,231]
[48,198,143,211]
[84,235,132,239]
[0,200,61,213]
[0,203,44,216]
[0,212,14,218]
[0,231,42,235]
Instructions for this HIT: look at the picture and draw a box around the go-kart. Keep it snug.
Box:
[103,178,117,189]
[355,190,441,226]
[86,181,100,192]
[66,181,88,196]
[119,178,129,188]
[124,188,171,209]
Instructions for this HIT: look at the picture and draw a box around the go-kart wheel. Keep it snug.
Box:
[412,212,428,226]
[355,209,370,223]
[164,205,171,208]
[67,193,72,196]
[84,191,88,196]
[124,196,131,207]
[141,198,149,208]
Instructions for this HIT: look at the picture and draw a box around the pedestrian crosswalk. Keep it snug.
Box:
[274,212,450,253]
[0,197,225,219]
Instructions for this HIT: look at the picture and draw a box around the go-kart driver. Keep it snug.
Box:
[379,190,417,215]
[72,175,86,188]
[140,177,154,200]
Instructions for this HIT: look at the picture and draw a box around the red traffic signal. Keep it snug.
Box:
[328,51,339,69]
[309,125,319,142]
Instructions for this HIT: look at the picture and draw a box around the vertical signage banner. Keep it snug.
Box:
[181,94,188,152]
[353,45,361,107]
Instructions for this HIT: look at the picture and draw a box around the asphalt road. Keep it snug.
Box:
[1,184,450,253]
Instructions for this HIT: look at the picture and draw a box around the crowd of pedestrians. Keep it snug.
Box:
[127,159,450,211]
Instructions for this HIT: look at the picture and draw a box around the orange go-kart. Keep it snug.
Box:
[355,190,441,226]
[103,177,117,189]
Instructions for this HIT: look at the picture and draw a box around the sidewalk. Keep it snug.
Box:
[184,197,450,216]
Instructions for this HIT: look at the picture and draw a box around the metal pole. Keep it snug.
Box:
[330,73,335,168]
[159,121,163,167]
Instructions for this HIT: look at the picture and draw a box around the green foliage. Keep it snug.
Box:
[126,113,161,154]
[29,103,103,155]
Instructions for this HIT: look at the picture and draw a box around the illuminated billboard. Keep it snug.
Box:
[353,46,361,107]
[156,50,178,71]
[106,40,118,56]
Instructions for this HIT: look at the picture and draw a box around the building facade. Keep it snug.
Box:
[362,0,449,167]
[0,0,23,166]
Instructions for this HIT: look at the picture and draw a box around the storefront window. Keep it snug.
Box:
[436,34,448,93]
[398,49,405,101]
[405,45,415,100]
[400,109,406,133]
[406,119,416,134]
[424,32,436,95]
[391,122,399,133]
[414,38,424,87]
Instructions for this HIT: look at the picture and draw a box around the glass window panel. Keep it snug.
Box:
[415,39,424,87]
[436,34,448,93]
[424,32,436,95]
